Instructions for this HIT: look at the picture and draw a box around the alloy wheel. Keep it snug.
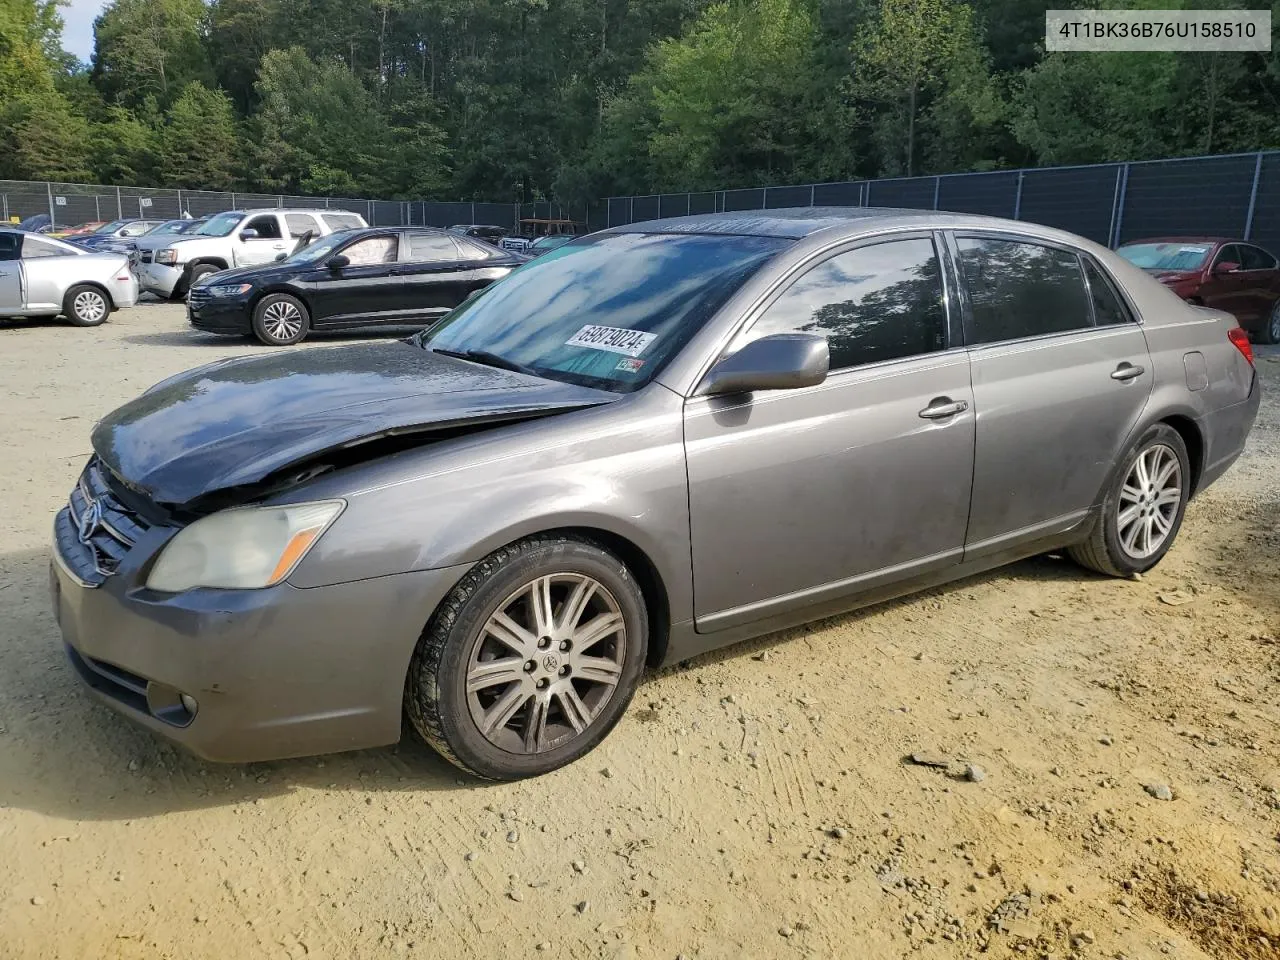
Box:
[262,300,303,341]
[465,573,626,755]
[74,290,107,324]
[1269,303,1280,343]
[1116,443,1182,559]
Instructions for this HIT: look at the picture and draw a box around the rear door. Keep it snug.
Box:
[235,214,289,266]
[1201,243,1250,320]
[684,233,975,631]
[1237,243,1280,325]
[20,234,74,310]
[393,232,472,319]
[311,233,403,327]
[949,232,1153,556]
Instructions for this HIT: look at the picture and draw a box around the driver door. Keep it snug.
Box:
[683,234,974,633]
[234,214,289,267]
[0,234,22,311]
[310,233,404,327]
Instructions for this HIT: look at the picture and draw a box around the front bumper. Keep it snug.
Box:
[50,517,468,763]
[188,291,253,334]
[136,261,183,298]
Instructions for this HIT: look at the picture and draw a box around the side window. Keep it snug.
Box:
[285,214,321,238]
[1214,244,1242,269]
[1240,244,1276,270]
[342,235,398,265]
[404,233,462,263]
[0,233,23,260]
[732,237,948,371]
[243,215,282,240]
[22,236,66,259]
[956,237,1092,344]
[1083,260,1132,325]
[323,213,362,231]
[453,237,493,260]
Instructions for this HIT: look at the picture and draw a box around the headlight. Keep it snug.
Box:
[204,283,251,297]
[146,501,344,592]
[155,248,178,265]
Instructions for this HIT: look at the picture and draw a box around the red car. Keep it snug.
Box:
[1117,237,1280,343]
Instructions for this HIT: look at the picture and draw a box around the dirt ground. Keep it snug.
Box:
[0,302,1277,960]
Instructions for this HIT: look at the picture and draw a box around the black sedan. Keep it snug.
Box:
[186,227,527,345]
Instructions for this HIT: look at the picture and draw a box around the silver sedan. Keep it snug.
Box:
[51,208,1259,779]
[0,229,138,326]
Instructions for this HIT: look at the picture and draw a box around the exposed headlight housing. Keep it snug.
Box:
[155,248,178,265]
[203,282,252,297]
[146,501,344,592]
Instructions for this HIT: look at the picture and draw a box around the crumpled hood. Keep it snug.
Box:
[92,341,616,506]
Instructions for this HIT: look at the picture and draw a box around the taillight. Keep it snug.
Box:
[1228,326,1255,367]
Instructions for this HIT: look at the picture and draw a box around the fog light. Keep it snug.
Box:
[180,693,199,716]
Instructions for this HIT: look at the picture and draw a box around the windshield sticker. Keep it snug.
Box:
[566,324,657,358]
[1178,245,1209,254]
[616,357,646,373]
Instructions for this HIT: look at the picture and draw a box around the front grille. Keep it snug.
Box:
[187,286,211,308]
[54,457,152,587]
[140,251,153,263]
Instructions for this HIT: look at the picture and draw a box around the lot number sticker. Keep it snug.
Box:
[566,324,657,358]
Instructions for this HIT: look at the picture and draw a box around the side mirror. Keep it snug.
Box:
[274,252,288,262]
[327,254,350,271]
[1214,260,1240,275]
[701,333,829,397]
[239,228,259,240]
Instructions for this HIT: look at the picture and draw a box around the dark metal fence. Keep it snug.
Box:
[0,181,556,232]
[601,150,1280,253]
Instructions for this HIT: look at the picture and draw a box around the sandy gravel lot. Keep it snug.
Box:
[0,303,1277,960]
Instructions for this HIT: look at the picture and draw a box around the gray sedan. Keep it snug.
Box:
[50,208,1259,779]
[1,229,139,326]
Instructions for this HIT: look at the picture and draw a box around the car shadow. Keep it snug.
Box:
[4,495,1276,822]
[0,316,71,331]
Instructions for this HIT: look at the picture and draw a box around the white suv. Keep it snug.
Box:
[136,208,367,299]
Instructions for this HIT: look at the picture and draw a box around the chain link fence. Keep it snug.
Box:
[0,181,556,232]
[602,150,1280,254]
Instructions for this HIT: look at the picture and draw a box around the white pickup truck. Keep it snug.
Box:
[135,208,367,299]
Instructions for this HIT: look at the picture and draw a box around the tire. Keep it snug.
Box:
[1068,423,1190,577]
[187,263,220,287]
[405,535,648,780]
[251,293,311,346]
[1256,301,1280,345]
[63,284,110,327]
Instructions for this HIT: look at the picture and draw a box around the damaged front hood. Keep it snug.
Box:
[92,341,617,506]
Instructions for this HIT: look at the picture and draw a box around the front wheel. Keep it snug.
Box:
[405,536,648,780]
[1256,301,1280,345]
[63,284,110,327]
[251,293,310,346]
[1068,423,1190,577]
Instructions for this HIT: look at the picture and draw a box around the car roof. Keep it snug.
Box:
[608,206,997,240]
[239,208,364,216]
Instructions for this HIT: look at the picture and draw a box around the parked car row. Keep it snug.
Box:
[49,207,1260,779]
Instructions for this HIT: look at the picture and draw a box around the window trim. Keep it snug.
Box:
[1079,254,1137,327]
[703,229,959,386]
[944,229,1125,349]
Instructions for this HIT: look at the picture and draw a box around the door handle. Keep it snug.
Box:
[1111,363,1145,381]
[272,243,286,249]
[918,398,969,420]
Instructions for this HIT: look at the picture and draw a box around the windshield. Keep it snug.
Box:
[281,229,362,265]
[1117,242,1212,271]
[194,212,244,237]
[93,220,128,234]
[417,231,790,393]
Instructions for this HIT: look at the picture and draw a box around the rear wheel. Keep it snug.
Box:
[405,535,648,780]
[63,284,109,327]
[1256,301,1280,345]
[1068,423,1190,577]
[251,293,310,346]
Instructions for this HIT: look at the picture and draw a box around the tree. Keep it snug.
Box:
[3,88,94,180]
[850,0,994,176]
[92,0,213,107]
[159,82,240,189]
